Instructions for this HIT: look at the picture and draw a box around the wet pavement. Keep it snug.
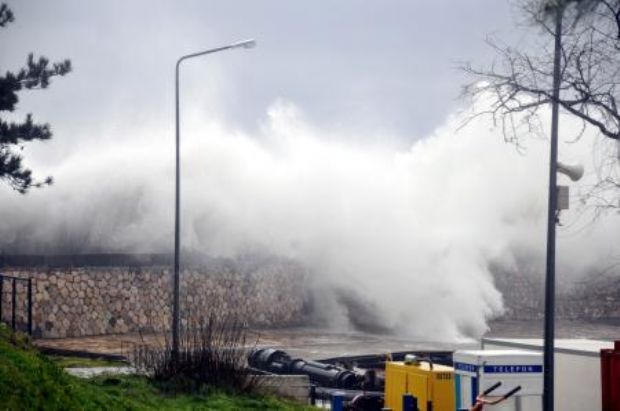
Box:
[35,332,156,358]
[35,327,476,361]
[251,327,476,359]
[34,319,620,361]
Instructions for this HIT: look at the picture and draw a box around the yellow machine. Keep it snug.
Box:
[384,357,455,411]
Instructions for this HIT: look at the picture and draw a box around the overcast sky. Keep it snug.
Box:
[1,0,523,154]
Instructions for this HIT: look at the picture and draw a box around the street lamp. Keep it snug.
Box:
[173,39,256,359]
[543,5,563,411]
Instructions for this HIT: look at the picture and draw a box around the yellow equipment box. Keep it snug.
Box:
[384,360,455,411]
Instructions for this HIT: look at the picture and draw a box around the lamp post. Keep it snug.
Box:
[173,39,256,359]
[543,5,563,411]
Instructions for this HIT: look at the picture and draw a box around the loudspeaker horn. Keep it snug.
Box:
[557,162,584,181]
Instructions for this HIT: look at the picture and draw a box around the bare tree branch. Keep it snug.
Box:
[462,0,620,209]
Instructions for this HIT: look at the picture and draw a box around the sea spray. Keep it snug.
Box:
[1,99,618,340]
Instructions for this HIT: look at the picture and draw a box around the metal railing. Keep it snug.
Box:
[0,274,33,335]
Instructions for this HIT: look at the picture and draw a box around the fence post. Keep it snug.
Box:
[27,278,33,335]
[0,275,3,323]
[332,392,344,411]
[11,278,16,331]
[403,393,418,411]
[309,385,316,406]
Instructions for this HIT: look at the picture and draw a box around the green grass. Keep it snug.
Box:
[87,375,311,410]
[0,324,312,410]
[47,355,127,369]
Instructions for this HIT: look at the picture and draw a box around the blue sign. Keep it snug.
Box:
[454,362,478,373]
[483,365,543,374]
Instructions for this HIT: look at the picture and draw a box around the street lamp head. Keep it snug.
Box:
[231,39,257,49]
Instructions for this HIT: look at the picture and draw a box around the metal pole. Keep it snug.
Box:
[543,6,563,411]
[11,278,16,331]
[27,278,32,335]
[173,58,181,362]
[172,39,256,360]
[0,276,3,323]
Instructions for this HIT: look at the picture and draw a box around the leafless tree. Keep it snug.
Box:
[463,0,620,208]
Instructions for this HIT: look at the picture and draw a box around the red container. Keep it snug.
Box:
[601,341,620,411]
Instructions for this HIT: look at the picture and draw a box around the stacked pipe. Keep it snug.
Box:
[248,348,364,389]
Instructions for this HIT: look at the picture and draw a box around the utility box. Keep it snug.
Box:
[384,359,455,411]
[557,185,570,210]
[453,350,543,411]
[483,338,615,410]
[600,340,620,411]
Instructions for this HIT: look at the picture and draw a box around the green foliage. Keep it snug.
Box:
[0,324,130,409]
[0,324,311,410]
[88,376,312,411]
[0,2,71,194]
[47,355,128,369]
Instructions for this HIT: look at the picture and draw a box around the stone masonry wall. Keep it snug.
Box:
[494,267,620,320]
[1,263,306,338]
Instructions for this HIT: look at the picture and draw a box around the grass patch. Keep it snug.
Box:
[0,324,312,410]
[89,375,310,410]
[48,355,127,368]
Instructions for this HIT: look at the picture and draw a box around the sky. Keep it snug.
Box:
[2,1,619,338]
[1,0,520,149]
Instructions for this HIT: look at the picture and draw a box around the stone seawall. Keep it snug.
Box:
[494,268,620,320]
[3,256,618,338]
[1,263,307,338]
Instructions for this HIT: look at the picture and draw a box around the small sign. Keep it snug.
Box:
[483,365,543,374]
[454,362,478,373]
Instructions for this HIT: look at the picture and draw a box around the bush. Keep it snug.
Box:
[133,312,259,394]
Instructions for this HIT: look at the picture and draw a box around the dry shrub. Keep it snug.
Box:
[133,309,260,394]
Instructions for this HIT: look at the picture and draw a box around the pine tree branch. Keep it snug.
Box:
[0,77,20,111]
[0,3,67,194]
[0,3,14,28]
[0,146,53,193]
[0,54,72,111]
[15,54,72,89]
[0,114,52,144]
